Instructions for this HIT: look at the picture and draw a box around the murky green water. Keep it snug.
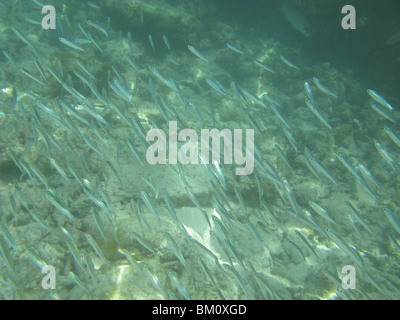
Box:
[0,0,399,300]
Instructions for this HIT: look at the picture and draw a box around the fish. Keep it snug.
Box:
[59,37,86,52]
[163,35,171,50]
[254,60,275,74]
[0,224,17,250]
[374,139,396,171]
[185,187,210,227]
[45,189,78,223]
[383,207,400,235]
[148,66,179,92]
[142,263,167,298]
[118,248,143,274]
[344,201,372,233]
[148,34,155,50]
[247,221,263,249]
[165,233,186,268]
[270,103,290,127]
[69,272,92,295]
[187,45,209,62]
[295,230,319,259]
[86,20,108,38]
[140,191,161,220]
[283,178,300,217]
[282,125,298,152]
[66,240,85,272]
[239,88,266,108]
[384,126,400,148]
[27,247,47,269]
[369,102,396,123]
[85,233,107,262]
[287,239,306,263]
[326,229,364,268]
[10,25,34,48]
[367,89,394,111]
[281,5,311,37]
[168,270,190,300]
[91,208,107,241]
[255,173,264,206]
[309,201,336,225]
[226,43,244,55]
[280,55,299,70]
[313,78,337,98]
[198,257,216,285]
[234,186,247,216]
[132,231,156,255]
[125,139,144,166]
[304,82,315,106]
[336,152,363,181]
[49,157,70,183]
[83,134,105,158]
[206,78,226,96]
[275,144,292,169]
[356,163,380,188]
[310,157,337,185]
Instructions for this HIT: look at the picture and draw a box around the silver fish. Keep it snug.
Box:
[187,45,209,62]
[367,89,393,111]
[374,139,396,171]
[313,78,337,98]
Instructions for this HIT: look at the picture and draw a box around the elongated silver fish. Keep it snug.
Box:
[165,232,186,268]
[247,220,263,249]
[305,99,332,129]
[280,55,299,70]
[132,231,156,255]
[311,157,337,185]
[370,102,396,123]
[254,60,275,74]
[283,178,300,217]
[163,35,171,50]
[309,201,336,225]
[148,34,155,50]
[86,20,108,38]
[313,78,337,98]
[168,270,190,300]
[187,45,209,62]
[45,189,78,223]
[326,229,364,268]
[295,230,319,259]
[49,157,70,183]
[336,152,362,181]
[59,37,86,52]
[345,201,372,233]
[271,103,290,127]
[85,233,107,262]
[304,82,315,105]
[374,139,396,171]
[140,191,160,220]
[367,89,393,111]
[275,144,292,169]
[282,125,298,152]
[356,163,380,188]
[206,78,226,96]
[383,207,400,235]
[226,43,244,55]
[384,126,400,148]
